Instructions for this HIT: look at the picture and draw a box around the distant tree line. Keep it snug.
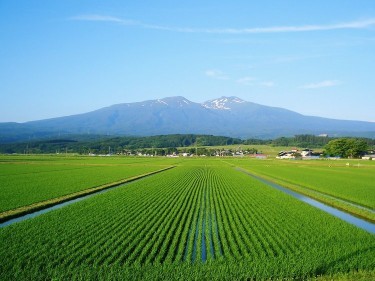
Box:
[0,134,374,157]
[271,134,333,148]
[0,134,243,155]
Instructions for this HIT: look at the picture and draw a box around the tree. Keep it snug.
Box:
[324,138,368,158]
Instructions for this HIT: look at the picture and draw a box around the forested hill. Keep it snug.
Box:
[1,134,374,155]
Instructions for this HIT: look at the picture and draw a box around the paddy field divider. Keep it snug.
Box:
[235,166,375,224]
[0,165,175,223]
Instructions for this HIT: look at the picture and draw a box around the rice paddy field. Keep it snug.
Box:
[0,155,374,280]
[0,155,179,213]
[227,158,375,222]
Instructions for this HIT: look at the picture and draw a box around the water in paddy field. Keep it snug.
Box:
[0,170,171,229]
[237,168,375,234]
[183,183,220,262]
[0,181,131,228]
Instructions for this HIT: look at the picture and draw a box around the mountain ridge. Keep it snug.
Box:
[1,96,374,143]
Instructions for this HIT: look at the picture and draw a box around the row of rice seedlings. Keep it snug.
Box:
[158,173,200,264]
[208,181,223,259]
[214,171,243,259]
[228,175,291,257]
[211,171,232,259]
[220,178,269,258]
[235,159,375,209]
[32,168,181,269]
[230,168,375,276]
[1,163,164,212]
[92,178,177,266]
[203,173,214,261]
[0,164,374,280]
[172,170,203,263]
[114,170,190,265]
[206,166,375,277]
[136,173,196,265]
[183,170,205,263]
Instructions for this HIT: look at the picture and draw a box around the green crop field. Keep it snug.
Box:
[227,158,375,221]
[0,156,374,280]
[0,155,179,213]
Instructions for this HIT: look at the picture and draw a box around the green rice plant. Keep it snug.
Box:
[228,158,375,220]
[0,158,168,212]
[0,160,374,280]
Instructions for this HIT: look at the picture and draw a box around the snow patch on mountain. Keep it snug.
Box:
[203,96,245,110]
[157,99,168,105]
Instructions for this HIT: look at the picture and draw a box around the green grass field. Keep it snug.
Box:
[0,156,374,280]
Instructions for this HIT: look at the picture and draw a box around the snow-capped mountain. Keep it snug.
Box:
[1,96,375,142]
[203,96,246,110]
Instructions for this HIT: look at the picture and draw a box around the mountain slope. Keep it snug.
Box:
[1,96,375,142]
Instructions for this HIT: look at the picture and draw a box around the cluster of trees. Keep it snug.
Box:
[271,135,333,148]
[110,134,243,149]
[324,138,369,158]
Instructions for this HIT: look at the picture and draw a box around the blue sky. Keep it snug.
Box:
[1,1,375,122]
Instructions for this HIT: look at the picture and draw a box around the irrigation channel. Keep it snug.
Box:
[0,167,175,228]
[183,177,222,262]
[236,167,375,235]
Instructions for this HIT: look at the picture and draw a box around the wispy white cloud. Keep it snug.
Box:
[259,81,275,87]
[71,15,375,34]
[69,14,200,33]
[237,77,275,87]
[236,76,257,85]
[70,15,137,25]
[213,19,375,34]
[301,80,341,89]
[271,54,326,64]
[205,69,229,80]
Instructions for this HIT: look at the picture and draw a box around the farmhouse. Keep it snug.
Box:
[276,151,296,159]
[277,149,320,159]
[301,149,313,157]
[362,154,375,160]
